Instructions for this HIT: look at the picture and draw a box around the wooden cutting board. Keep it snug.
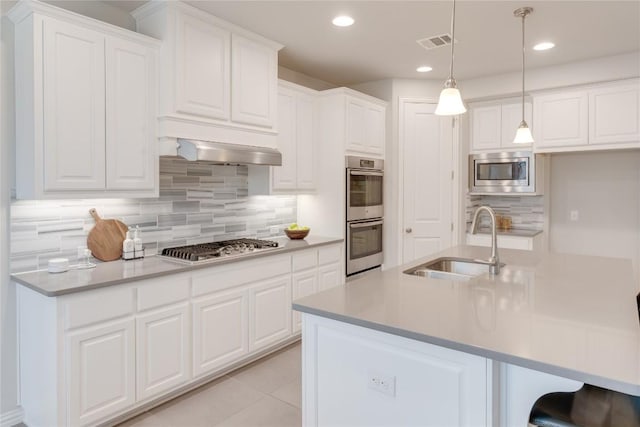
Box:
[86,208,128,262]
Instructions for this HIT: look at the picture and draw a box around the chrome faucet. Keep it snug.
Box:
[470,206,501,275]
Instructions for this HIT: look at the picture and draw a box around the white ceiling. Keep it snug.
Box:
[105,1,640,86]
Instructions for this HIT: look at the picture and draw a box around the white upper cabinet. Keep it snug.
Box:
[105,37,157,191]
[9,1,159,199]
[470,100,532,152]
[231,34,278,127]
[133,1,282,152]
[533,90,588,149]
[589,82,640,145]
[271,81,317,192]
[533,79,640,153]
[345,96,386,157]
[42,20,106,192]
[175,13,230,120]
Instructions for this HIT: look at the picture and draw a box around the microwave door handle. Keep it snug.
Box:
[349,220,384,229]
[350,170,384,177]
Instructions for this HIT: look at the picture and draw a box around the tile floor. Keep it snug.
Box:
[117,342,302,427]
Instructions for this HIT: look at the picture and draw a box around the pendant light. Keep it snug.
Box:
[513,7,534,143]
[435,0,466,116]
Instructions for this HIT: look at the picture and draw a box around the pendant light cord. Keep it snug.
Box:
[521,12,526,122]
[449,0,456,80]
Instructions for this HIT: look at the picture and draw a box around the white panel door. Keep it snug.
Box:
[318,262,342,291]
[68,320,135,426]
[296,93,316,190]
[292,270,318,332]
[231,34,277,128]
[192,289,248,377]
[365,104,386,156]
[272,88,297,190]
[175,12,230,120]
[402,101,453,264]
[346,98,366,153]
[136,304,189,401]
[501,102,533,149]
[249,276,292,351]
[105,37,156,191]
[43,18,105,191]
[471,105,501,152]
[534,91,588,148]
[589,84,640,145]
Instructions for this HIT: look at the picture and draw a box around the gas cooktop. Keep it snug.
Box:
[159,238,279,264]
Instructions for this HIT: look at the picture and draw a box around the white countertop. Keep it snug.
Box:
[12,236,343,297]
[293,245,640,396]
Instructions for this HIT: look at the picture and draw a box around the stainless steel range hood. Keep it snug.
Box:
[176,139,282,166]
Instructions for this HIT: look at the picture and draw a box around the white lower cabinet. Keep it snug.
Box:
[318,244,343,291]
[249,276,292,351]
[192,289,248,377]
[292,270,318,332]
[67,319,136,427]
[18,242,343,427]
[136,304,190,401]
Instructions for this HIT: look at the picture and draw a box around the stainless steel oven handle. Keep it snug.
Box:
[349,220,383,229]
[349,170,384,177]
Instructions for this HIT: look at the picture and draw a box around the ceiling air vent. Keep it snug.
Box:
[417,33,456,50]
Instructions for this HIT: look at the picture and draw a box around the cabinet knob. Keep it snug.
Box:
[405,227,412,233]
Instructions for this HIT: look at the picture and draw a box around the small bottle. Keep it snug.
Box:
[123,229,134,260]
[133,226,143,258]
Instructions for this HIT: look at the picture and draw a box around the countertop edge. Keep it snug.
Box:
[12,236,344,297]
[291,303,640,396]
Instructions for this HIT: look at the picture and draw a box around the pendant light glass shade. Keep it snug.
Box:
[513,7,533,143]
[435,0,466,116]
[514,122,534,144]
[435,81,467,115]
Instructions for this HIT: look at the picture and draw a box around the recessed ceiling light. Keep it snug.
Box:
[332,15,354,27]
[416,66,433,73]
[533,42,555,51]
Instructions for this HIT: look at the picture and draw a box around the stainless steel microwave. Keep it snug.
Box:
[469,152,543,195]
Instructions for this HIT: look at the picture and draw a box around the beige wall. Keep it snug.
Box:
[549,150,640,289]
[278,66,337,91]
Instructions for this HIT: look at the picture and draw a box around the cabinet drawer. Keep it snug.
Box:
[192,255,291,296]
[318,244,341,265]
[293,249,317,272]
[64,287,134,330]
[137,274,190,312]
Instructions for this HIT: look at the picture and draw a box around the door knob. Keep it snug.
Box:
[405,227,412,233]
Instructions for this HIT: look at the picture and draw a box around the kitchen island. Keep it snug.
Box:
[293,245,640,426]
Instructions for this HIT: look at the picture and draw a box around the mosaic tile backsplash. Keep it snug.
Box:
[466,195,545,231]
[10,159,297,273]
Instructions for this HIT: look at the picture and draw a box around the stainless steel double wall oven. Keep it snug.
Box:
[346,156,384,276]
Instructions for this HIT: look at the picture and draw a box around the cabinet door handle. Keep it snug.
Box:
[405,227,412,233]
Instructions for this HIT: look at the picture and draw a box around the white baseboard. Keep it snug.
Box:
[0,406,24,427]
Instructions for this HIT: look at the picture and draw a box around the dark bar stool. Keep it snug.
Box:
[529,384,640,427]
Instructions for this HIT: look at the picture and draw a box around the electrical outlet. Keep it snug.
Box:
[367,370,396,397]
[570,210,579,221]
[270,225,281,234]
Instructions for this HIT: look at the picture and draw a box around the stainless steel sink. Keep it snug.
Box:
[403,257,505,281]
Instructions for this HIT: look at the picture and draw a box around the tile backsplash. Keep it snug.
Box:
[10,159,296,273]
[466,195,544,231]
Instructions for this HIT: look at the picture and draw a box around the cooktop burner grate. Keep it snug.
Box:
[161,238,279,262]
